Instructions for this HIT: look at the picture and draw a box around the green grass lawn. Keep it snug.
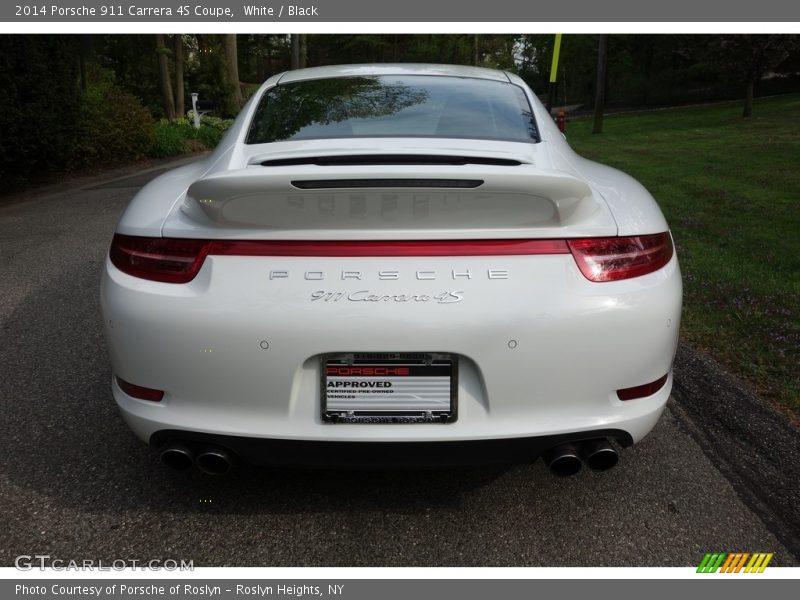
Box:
[567,95,800,416]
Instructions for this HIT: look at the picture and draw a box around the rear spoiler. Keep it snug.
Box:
[178,163,615,238]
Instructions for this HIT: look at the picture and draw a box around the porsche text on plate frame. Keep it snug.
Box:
[100,64,682,475]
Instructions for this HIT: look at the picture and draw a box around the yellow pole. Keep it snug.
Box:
[549,34,562,83]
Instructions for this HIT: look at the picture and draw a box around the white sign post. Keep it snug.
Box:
[190,93,200,129]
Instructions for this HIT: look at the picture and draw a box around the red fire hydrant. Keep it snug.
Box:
[556,111,567,133]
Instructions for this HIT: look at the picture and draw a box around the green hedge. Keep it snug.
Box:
[150,114,233,158]
[69,71,155,170]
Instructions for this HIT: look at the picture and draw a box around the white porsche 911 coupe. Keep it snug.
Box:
[101,64,681,475]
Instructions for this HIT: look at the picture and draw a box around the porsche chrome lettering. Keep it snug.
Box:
[269,269,509,281]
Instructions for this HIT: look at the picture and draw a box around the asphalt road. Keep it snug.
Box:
[1,159,798,567]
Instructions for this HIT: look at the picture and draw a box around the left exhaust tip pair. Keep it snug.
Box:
[542,438,619,477]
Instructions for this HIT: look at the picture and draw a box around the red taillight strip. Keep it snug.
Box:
[617,373,669,401]
[109,233,674,284]
[109,235,568,283]
[207,239,570,257]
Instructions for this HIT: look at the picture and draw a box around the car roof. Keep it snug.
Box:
[276,63,512,84]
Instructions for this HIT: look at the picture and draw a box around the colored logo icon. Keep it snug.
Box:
[697,553,774,573]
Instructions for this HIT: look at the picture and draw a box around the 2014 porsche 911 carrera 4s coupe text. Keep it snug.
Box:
[100,64,682,475]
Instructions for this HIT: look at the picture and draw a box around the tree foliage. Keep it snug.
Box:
[69,67,155,169]
[1,34,798,192]
[709,35,800,116]
[303,34,518,69]
[237,34,290,84]
[516,34,800,110]
[0,36,81,188]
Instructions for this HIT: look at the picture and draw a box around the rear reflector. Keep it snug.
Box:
[567,233,673,282]
[116,377,164,402]
[109,233,672,284]
[617,373,669,401]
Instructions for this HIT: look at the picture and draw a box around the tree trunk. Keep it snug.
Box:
[223,34,243,110]
[592,34,608,135]
[743,78,754,118]
[299,34,308,68]
[473,34,479,66]
[546,85,556,115]
[155,34,176,121]
[642,37,653,105]
[79,34,92,91]
[290,34,300,69]
[173,35,185,117]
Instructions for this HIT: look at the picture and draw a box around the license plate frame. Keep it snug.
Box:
[321,353,458,424]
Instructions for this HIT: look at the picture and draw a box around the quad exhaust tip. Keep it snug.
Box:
[582,438,619,471]
[543,439,619,476]
[159,443,194,471]
[543,443,583,477]
[195,447,234,475]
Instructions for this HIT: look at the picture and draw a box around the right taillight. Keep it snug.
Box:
[567,232,673,282]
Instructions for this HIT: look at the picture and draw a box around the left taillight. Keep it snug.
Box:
[567,232,673,282]
[109,234,210,283]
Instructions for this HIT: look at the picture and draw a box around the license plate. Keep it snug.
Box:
[321,353,457,423]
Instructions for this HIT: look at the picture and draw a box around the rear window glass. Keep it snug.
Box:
[246,75,539,144]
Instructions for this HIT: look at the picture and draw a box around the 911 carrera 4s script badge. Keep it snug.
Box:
[311,290,464,304]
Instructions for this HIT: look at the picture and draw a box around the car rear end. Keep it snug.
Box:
[100,66,682,473]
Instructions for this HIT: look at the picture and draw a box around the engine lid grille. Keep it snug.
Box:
[291,178,483,189]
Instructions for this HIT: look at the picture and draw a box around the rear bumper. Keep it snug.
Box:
[101,252,681,449]
[149,428,634,468]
